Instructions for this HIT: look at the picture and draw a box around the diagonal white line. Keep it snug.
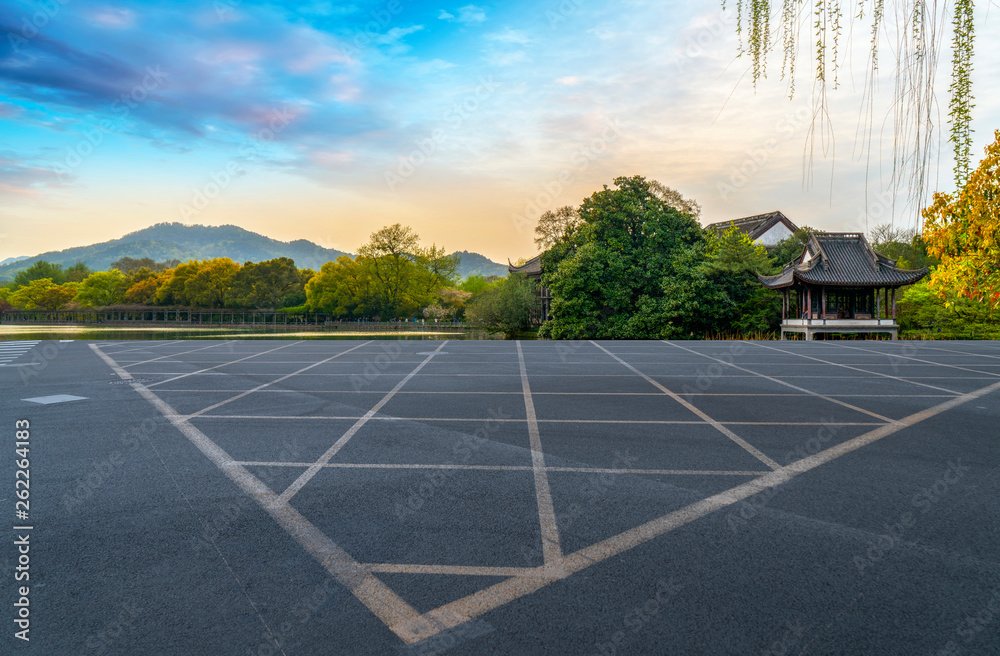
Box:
[186,341,373,418]
[832,342,1000,378]
[590,341,781,470]
[147,341,304,387]
[106,340,184,355]
[89,343,438,645]
[277,342,450,504]
[410,376,1000,641]
[664,341,897,423]
[123,340,236,368]
[748,341,963,394]
[517,340,562,566]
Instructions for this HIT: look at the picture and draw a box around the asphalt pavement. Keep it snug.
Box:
[2,338,999,655]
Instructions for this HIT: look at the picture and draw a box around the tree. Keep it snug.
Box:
[305,255,377,317]
[726,1,978,212]
[111,257,180,273]
[357,224,422,317]
[704,226,774,276]
[65,262,92,283]
[13,261,66,287]
[74,270,128,307]
[922,129,1000,308]
[534,206,582,250]
[465,274,538,337]
[539,175,705,338]
[767,226,815,268]
[9,279,78,310]
[124,268,167,304]
[229,258,303,309]
[184,258,239,308]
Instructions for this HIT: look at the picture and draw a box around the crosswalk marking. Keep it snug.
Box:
[0,341,40,364]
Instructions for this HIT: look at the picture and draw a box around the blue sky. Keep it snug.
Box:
[1,0,998,263]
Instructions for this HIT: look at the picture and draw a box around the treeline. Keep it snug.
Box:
[0,227,498,322]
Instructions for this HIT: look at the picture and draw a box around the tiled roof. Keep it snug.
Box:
[508,255,542,276]
[705,211,798,241]
[758,232,928,288]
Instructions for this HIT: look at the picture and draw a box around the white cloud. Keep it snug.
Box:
[437,10,455,20]
[487,28,530,45]
[89,7,136,29]
[457,5,487,23]
[555,76,580,86]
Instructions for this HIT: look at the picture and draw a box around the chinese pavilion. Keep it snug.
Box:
[757,232,928,340]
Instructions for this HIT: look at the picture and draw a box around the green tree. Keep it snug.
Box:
[74,270,128,307]
[534,206,582,251]
[184,258,239,308]
[767,226,815,267]
[459,275,495,295]
[229,257,303,309]
[465,274,538,337]
[540,175,704,339]
[13,261,66,287]
[305,255,376,317]
[65,262,92,283]
[10,279,78,310]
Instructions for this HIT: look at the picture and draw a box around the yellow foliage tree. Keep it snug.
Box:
[922,129,1000,309]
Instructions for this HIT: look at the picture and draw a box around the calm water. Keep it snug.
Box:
[0,325,502,341]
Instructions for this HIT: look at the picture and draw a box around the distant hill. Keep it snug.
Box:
[452,250,508,279]
[0,256,27,267]
[0,223,510,283]
[0,223,349,281]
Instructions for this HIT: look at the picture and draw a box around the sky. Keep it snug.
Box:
[1,0,998,265]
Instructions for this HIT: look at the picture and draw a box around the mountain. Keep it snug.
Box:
[0,256,28,267]
[0,223,511,283]
[451,250,509,279]
[0,223,349,280]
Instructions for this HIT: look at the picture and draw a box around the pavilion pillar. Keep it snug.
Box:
[891,288,897,321]
[806,287,812,321]
[782,290,787,320]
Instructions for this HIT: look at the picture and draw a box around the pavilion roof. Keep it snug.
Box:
[705,210,798,241]
[508,255,542,276]
[758,232,928,289]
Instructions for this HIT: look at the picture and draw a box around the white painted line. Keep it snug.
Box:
[89,344,437,645]
[517,341,563,566]
[590,342,782,470]
[366,563,542,577]
[147,341,305,388]
[277,342,451,504]
[416,377,1000,640]
[189,414,883,426]
[123,341,238,368]
[748,342,963,395]
[186,342,374,418]
[234,461,767,476]
[664,341,897,424]
[833,342,1000,379]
